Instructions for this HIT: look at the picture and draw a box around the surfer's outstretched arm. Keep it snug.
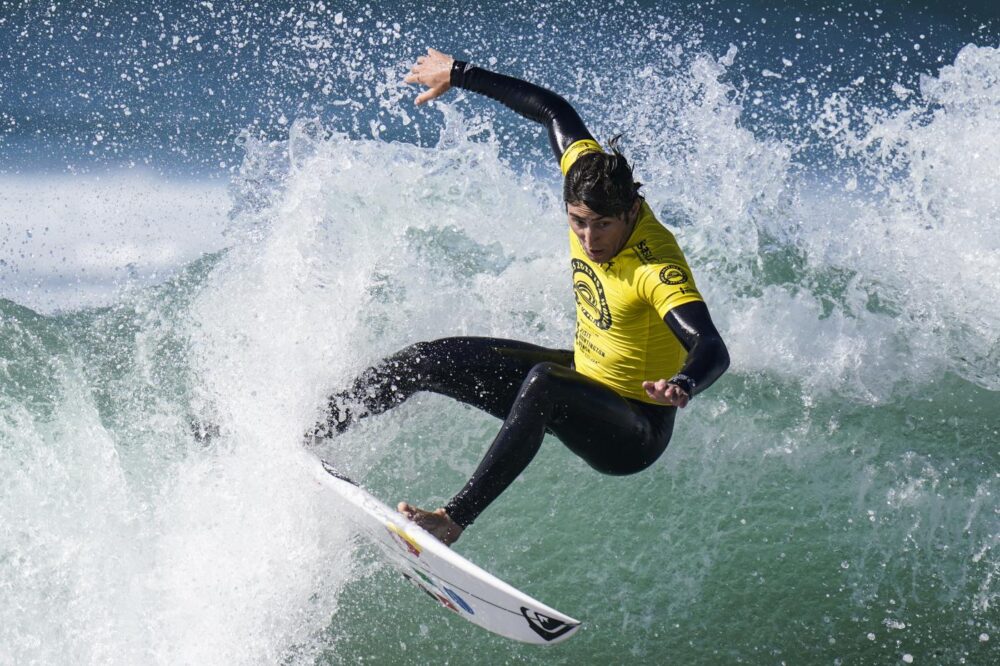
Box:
[406,48,594,163]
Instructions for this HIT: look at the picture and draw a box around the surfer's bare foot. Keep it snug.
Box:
[397,502,464,546]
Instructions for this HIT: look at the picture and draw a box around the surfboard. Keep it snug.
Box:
[311,457,581,644]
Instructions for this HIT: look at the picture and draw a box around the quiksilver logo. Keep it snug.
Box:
[520,607,575,641]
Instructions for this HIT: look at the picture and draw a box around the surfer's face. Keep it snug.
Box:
[566,201,637,264]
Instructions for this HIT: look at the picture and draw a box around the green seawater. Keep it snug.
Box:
[317,377,998,664]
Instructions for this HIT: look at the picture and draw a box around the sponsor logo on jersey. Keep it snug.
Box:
[572,258,612,330]
[632,239,657,264]
[659,263,689,285]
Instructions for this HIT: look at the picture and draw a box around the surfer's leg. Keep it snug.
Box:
[313,337,572,438]
[444,362,675,528]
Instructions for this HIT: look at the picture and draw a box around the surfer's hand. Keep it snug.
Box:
[405,47,453,105]
[642,379,690,408]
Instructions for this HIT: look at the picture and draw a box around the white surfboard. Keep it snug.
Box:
[311,457,581,644]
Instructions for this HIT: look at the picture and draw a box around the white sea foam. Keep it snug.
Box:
[0,172,229,312]
[613,43,1000,398]
[805,44,1000,392]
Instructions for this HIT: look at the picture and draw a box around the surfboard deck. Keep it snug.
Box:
[311,457,581,644]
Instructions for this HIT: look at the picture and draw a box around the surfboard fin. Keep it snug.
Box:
[320,459,358,486]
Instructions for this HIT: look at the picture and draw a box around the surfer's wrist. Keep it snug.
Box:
[667,373,695,397]
[450,59,474,88]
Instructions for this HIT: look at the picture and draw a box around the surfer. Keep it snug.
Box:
[313,48,729,545]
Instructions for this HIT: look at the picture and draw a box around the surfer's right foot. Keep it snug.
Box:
[397,502,464,546]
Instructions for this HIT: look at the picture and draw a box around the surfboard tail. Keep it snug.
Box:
[313,457,581,644]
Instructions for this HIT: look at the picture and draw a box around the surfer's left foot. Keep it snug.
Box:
[398,502,464,546]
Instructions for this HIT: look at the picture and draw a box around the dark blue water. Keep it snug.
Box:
[2,1,996,174]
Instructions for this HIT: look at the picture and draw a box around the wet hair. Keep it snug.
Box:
[562,135,642,217]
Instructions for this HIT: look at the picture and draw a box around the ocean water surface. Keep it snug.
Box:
[1,1,998,663]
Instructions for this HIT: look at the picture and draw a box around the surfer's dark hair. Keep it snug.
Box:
[563,135,642,217]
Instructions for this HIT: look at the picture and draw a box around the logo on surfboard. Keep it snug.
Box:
[402,568,475,615]
[318,457,578,642]
[520,607,575,641]
[444,586,475,614]
[404,572,460,613]
[385,522,422,557]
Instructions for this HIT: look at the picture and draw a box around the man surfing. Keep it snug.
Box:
[313,48,730,546]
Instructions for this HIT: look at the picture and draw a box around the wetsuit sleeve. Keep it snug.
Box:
[450,60,597,167]
[634,239,728,397]
[663,302,730,398]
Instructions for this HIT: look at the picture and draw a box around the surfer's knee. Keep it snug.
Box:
[607,446,664,475]
[582,433,670,476]
[521,361,564,394]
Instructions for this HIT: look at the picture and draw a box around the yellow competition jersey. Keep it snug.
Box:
[562,140,704,403]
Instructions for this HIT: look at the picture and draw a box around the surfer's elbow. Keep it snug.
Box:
[711,335,731,377]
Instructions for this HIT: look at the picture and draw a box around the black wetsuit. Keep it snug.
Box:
[316,62,729,529]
